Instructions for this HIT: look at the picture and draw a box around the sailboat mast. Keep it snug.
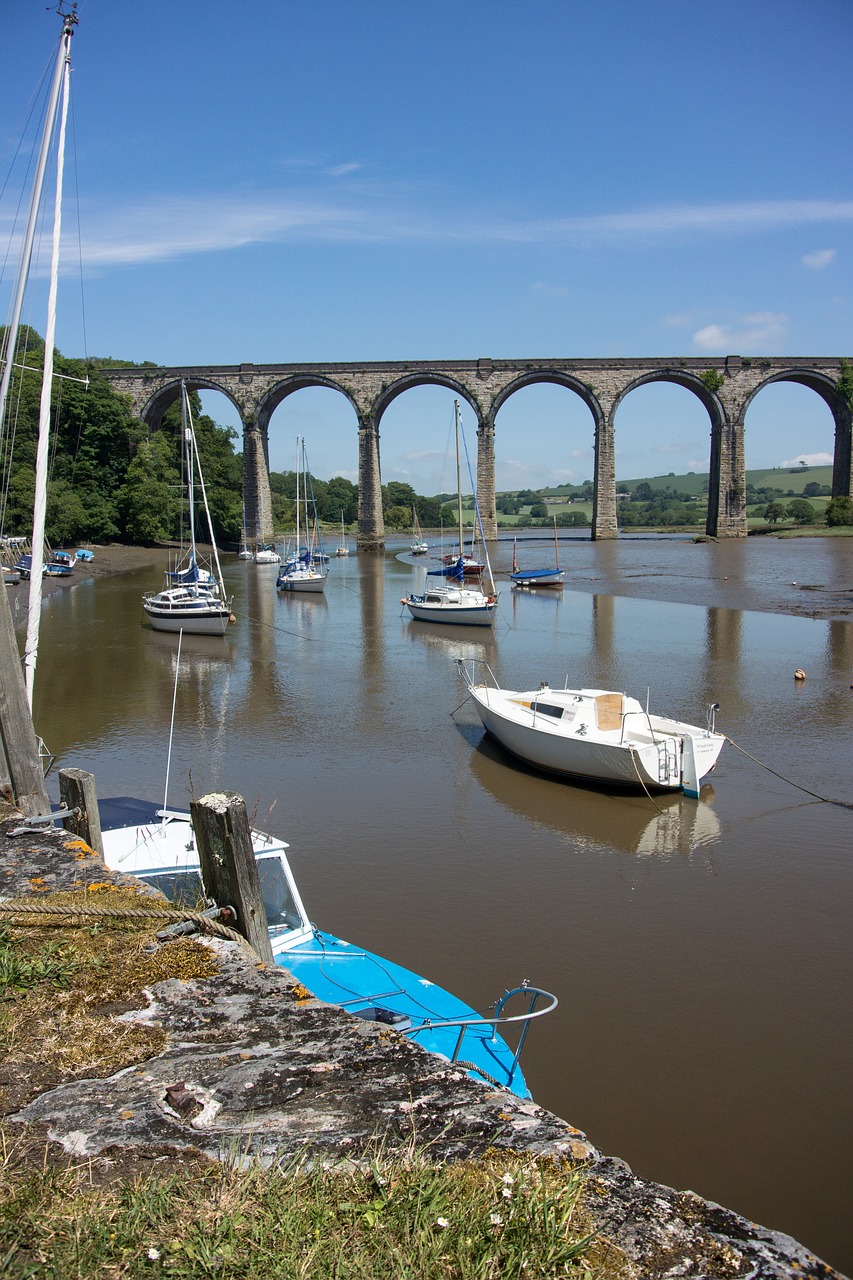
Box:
[295,437,301,548]
[23,9,76,708]
[0,6,77,437]
[181,383,197,567]
[454,400,463,556]
[554,516,559,569]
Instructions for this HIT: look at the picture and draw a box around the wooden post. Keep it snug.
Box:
[0,585,50,817]
[190,792,275,964]
[58,767,104,857]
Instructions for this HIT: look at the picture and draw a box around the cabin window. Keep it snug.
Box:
[139,869,206,907]
[258,857,305,930]
[534,702,564,720]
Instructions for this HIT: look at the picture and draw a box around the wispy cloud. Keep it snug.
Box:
[802,248,836,269]
[531,281,568,298]
[325,163,363,177]
[693,312,789,352]
[29,193,853,271]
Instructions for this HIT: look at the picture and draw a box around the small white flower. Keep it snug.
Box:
[501,1173,515,1185]
[502,1185,513,1199]
[147,1248,160,1261]
[436,1217,449,1229]
[490,1213,503,1226]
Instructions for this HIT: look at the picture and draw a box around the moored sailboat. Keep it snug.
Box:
[276,438,329,593]
[411,506,428,555]
[510,518,565,588]
[456,659,724,797]
[142,384,234,636]
[403,402,497,626]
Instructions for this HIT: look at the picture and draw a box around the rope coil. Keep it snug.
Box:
[0,900,256,950]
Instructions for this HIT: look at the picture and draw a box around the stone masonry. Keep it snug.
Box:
[102,356,851,551]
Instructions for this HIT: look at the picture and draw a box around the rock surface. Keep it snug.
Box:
[0,803,842,1279]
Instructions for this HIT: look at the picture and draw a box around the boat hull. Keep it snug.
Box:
[406,588,497,626]
[98,799,536,1097]
[142,589,233,636]
[511,569,564,587]
[276,571,328,592]
[468,683,724,793]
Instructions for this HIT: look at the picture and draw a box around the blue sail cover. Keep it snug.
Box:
[427,557,466,581]
[167,560,200,585]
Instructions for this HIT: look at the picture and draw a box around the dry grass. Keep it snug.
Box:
[0,886,218,1112]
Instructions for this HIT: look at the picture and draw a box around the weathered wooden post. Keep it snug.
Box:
[58,767,104,857]
[0,587,50,817]
[190,792,274,964]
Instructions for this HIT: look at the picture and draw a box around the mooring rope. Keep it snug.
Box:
[0,900,255,948]
[723,735,853,810]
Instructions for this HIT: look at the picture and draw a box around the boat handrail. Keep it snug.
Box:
[405,984,558,1080]
[454,656,500,692]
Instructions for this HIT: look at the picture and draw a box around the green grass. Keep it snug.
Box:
[0,1145,608,1279]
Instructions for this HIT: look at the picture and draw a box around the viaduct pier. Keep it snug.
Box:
[102,355,852,551]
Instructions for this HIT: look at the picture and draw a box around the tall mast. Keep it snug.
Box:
[0,6,77,438]
[181,383,197,568]
[22,6,77,709]
[454,400,463,557]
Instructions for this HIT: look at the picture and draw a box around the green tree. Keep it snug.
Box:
[529,502,548,519]
[117,433,180,543]
[764,501,787,524]
[825,495,853,526]
[786,498,816,525]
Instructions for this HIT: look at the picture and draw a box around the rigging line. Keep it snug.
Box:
[723,735,853,811]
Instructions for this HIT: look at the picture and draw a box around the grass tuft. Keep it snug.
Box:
[0,1142,617,1278]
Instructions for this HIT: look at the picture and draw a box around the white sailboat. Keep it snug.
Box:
[410,506,428,555]
[334,511,350,556]
[456,660,725,797]
[142,384,234,635]
[238,506,253,559]
[276,438,328,593]
[403,402,497,626]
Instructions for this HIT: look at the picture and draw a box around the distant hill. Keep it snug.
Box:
[535,466,833,500]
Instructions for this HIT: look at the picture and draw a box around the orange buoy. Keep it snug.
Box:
[794,669,806,681]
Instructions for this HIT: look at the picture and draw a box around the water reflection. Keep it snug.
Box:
[467,733,721,858]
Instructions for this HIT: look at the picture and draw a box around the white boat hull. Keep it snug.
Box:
[143,588,233,636]
[405,586,497,626]
[277,569,328,593]
[465,679,724,794]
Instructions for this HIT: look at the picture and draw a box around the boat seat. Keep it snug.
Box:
[594,693,624,732]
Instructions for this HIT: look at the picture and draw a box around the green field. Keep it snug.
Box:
[535,465,833,500]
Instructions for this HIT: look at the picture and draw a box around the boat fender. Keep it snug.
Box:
[487,594,496,603]
[229,614,237,623]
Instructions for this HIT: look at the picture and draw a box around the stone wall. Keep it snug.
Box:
[0,803,841,1279]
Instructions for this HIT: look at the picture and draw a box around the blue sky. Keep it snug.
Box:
[2,0,851,492]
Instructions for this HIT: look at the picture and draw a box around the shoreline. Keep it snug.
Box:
[5,536,852,623]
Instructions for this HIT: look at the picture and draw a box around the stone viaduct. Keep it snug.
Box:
[102,355,851,551]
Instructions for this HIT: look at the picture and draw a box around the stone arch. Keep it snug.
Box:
[613,370,733,537]
[490,369,604,428]
[739,369,851,499]
[139,377,244,435]
[254,375,362,437]
[252,376,364,548]
[371,372,484,424]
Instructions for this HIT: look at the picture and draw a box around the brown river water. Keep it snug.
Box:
[10,533,853,1273]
